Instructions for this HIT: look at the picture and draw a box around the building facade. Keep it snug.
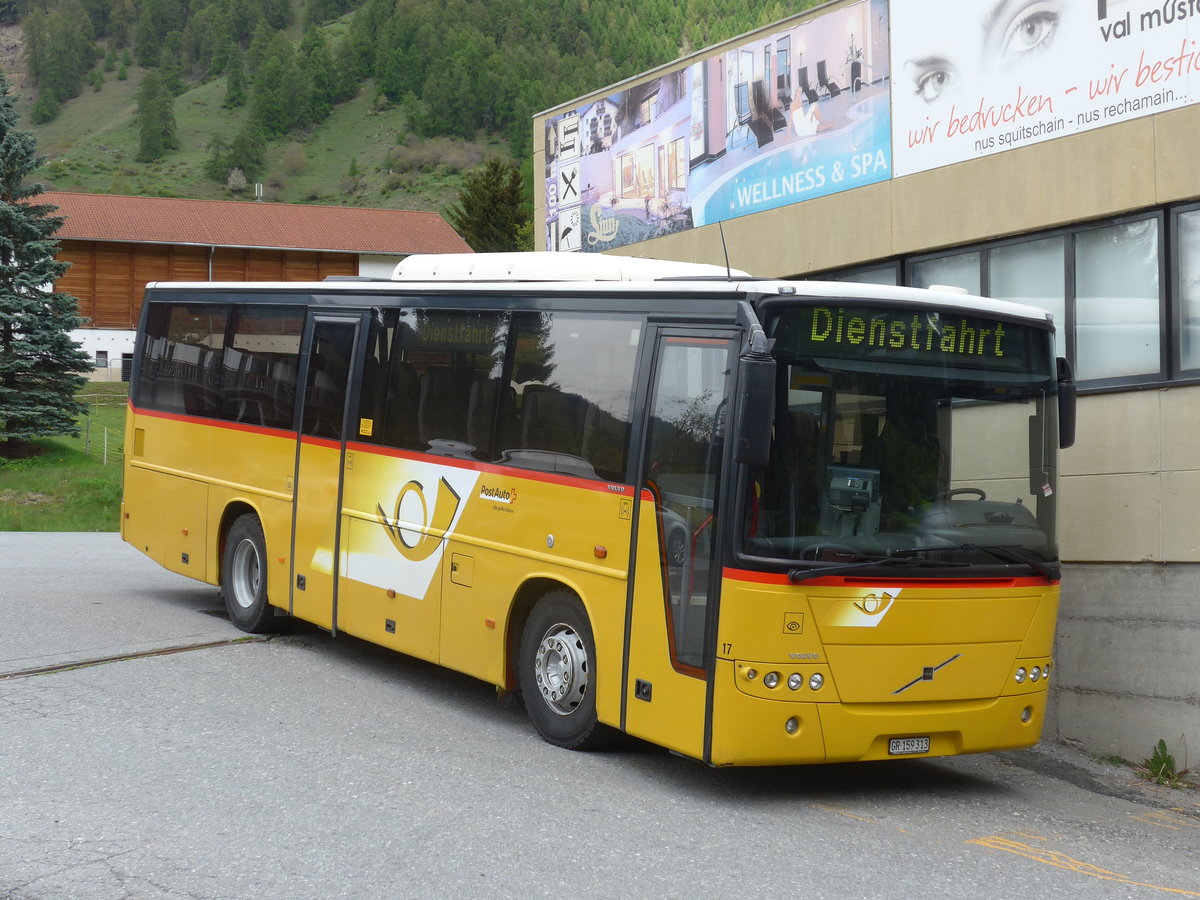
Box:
[49,192,470,380]
[535,0,1200,765]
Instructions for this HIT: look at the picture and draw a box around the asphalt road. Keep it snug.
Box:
[2,533,1198,900]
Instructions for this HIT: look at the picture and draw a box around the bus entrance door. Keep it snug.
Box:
[290,315,360,630]
[624,332,734,761]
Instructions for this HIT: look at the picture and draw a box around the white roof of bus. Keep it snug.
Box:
[146,252,1055,327]
[391,251,748,281]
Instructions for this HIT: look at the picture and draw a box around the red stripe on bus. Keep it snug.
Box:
[722,567,1056,588]
[300,435,342,450]
[344,442,636,495]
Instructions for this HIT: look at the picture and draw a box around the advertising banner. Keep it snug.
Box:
[891,0,1200,176]
[543,0,891,252]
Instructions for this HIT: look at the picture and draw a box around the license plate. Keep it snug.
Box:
[888,736,930,756]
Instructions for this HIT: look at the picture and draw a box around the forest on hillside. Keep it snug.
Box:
[8,0,799,183]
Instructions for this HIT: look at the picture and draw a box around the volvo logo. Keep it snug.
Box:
[893,654,962,695]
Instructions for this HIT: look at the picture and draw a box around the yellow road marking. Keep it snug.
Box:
[1131,810,1200,830]
[968,834,1200,896]
[814,804,882,824]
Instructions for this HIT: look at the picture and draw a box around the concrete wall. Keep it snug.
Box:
[1049,388,1200,767]
[1053,562,1200,768]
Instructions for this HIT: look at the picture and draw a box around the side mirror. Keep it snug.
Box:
[1057,357,1076,449]
[735,355,776,466]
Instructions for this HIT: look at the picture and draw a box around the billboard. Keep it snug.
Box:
[891,0,1200,176]
[543,0,891,252]
[543,0,1200,252]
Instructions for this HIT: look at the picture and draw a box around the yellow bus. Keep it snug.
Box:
[122,252,1075,766]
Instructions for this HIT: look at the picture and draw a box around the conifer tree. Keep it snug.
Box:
[135,70,179,162]
[444,158,531,253]
[0,73,91,455]
[222,46,247,109]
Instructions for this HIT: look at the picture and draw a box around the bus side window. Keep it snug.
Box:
[375,309,507,460]
[501,312,642,482]
[218,305,304,430]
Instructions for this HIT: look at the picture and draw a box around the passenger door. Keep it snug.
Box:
[624,330,735,760]
[290,314,361,630]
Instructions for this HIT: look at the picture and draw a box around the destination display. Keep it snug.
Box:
[772,304,1053,376]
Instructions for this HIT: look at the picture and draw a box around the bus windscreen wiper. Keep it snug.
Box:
[898,543,1060,580]
[788,555,967,583]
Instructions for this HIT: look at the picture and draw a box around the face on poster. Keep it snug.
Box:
[891,0,1200,176]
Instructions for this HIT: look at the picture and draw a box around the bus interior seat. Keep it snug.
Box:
[521,386,588,457]
[384,360,419,448]
[418,365,469,445]
[581,392,631,481]
[469,378,519,458]
[358,355,383,431]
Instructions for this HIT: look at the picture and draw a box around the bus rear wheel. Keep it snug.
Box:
[221,513,279,634]
[519,590,610,750]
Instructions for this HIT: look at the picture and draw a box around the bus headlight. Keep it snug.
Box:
[808,673,824,691]
[763,672,780,689]
[1015,667,1027,684]
[787,673,804,691]
[1030,666,1042,683]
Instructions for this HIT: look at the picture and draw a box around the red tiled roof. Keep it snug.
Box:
[43,191,471,255]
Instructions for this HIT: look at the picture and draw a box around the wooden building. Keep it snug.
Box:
[46,192,470,379]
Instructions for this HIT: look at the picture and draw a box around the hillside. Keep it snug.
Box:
[2,0,804,212]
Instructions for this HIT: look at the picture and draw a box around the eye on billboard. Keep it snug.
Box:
[890,0,1200,176]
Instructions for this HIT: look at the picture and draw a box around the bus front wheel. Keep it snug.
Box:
[221,513,278,634]
[519,590,610,750]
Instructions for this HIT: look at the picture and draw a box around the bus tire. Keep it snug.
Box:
[221,513,278,634]
[519,590,610,750]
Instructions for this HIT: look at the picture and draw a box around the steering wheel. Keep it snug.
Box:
[940,487,986,501]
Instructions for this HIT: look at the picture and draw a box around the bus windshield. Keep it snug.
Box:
[744,302,1060,575]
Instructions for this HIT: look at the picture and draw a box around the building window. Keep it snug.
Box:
[821,263,898,286]
[990,236,1067,360]
[1175,208,1200,372]
[909,252,981,294]
[1073,218,1161,382]
[819,210,1174,388]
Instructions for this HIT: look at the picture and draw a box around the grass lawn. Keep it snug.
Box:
[0,383,127,532]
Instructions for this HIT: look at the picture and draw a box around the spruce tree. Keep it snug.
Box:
[135,70,179,162]
[0,73,91,455]
[444,158,531,253]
